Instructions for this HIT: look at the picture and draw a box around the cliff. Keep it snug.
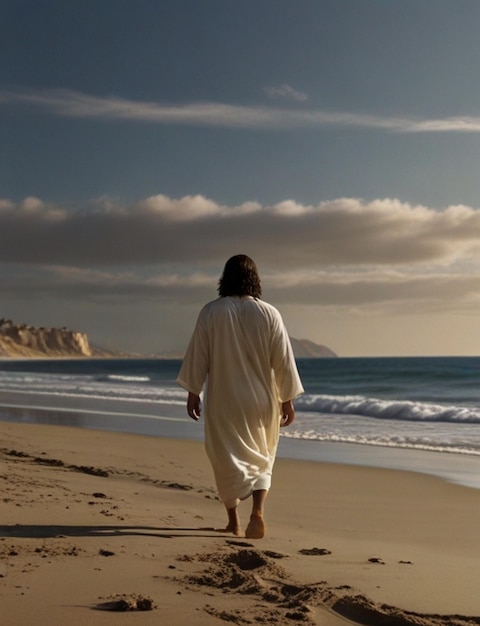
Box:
[0,319,93,358]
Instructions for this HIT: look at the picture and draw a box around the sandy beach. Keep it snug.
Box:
[2,420,480,626]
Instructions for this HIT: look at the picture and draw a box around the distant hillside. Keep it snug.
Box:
[155,338,337,359]
[290,338,337,358]
[0,318,336,359]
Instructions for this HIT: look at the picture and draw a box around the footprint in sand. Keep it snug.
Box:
[298,547,332,556]
[368,556,385,564]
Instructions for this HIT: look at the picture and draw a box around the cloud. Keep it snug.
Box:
[135,194,260,221]
[263,83,309,102]
[1,195,480,269]
[264,267,480,313]
[3,261,480,320]
[3,192,480,322]
[4,87,480,133]
[1,264,213,304]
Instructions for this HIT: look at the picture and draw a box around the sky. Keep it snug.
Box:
[3,0,480,356]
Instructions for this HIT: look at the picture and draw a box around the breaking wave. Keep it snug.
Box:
[296,394,480,424]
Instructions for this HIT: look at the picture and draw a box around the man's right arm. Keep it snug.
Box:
[280,400,295,427]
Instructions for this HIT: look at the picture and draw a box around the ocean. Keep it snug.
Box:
[1,356,480,488]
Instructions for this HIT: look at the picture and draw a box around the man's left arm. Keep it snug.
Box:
[187,392,201,421]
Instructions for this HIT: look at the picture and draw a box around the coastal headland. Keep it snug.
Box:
[0,318,337,359]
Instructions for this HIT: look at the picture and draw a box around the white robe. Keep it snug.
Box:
[177,296,304,509]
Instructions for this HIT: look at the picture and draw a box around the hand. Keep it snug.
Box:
[187,392,201,421]
[280,400,295,427]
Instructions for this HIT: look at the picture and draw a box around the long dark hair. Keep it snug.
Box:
[217,254,262,298]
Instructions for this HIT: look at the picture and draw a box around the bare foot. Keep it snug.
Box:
[245,514,265,539]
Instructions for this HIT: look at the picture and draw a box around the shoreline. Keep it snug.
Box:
[277,436,480,490]
[1,419,480,625]
[1,392,480,491]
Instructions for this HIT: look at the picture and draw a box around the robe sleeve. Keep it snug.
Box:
[176,307,210,396]
[269,309,304,402]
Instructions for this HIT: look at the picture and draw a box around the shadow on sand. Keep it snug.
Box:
[0,524,230,539]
